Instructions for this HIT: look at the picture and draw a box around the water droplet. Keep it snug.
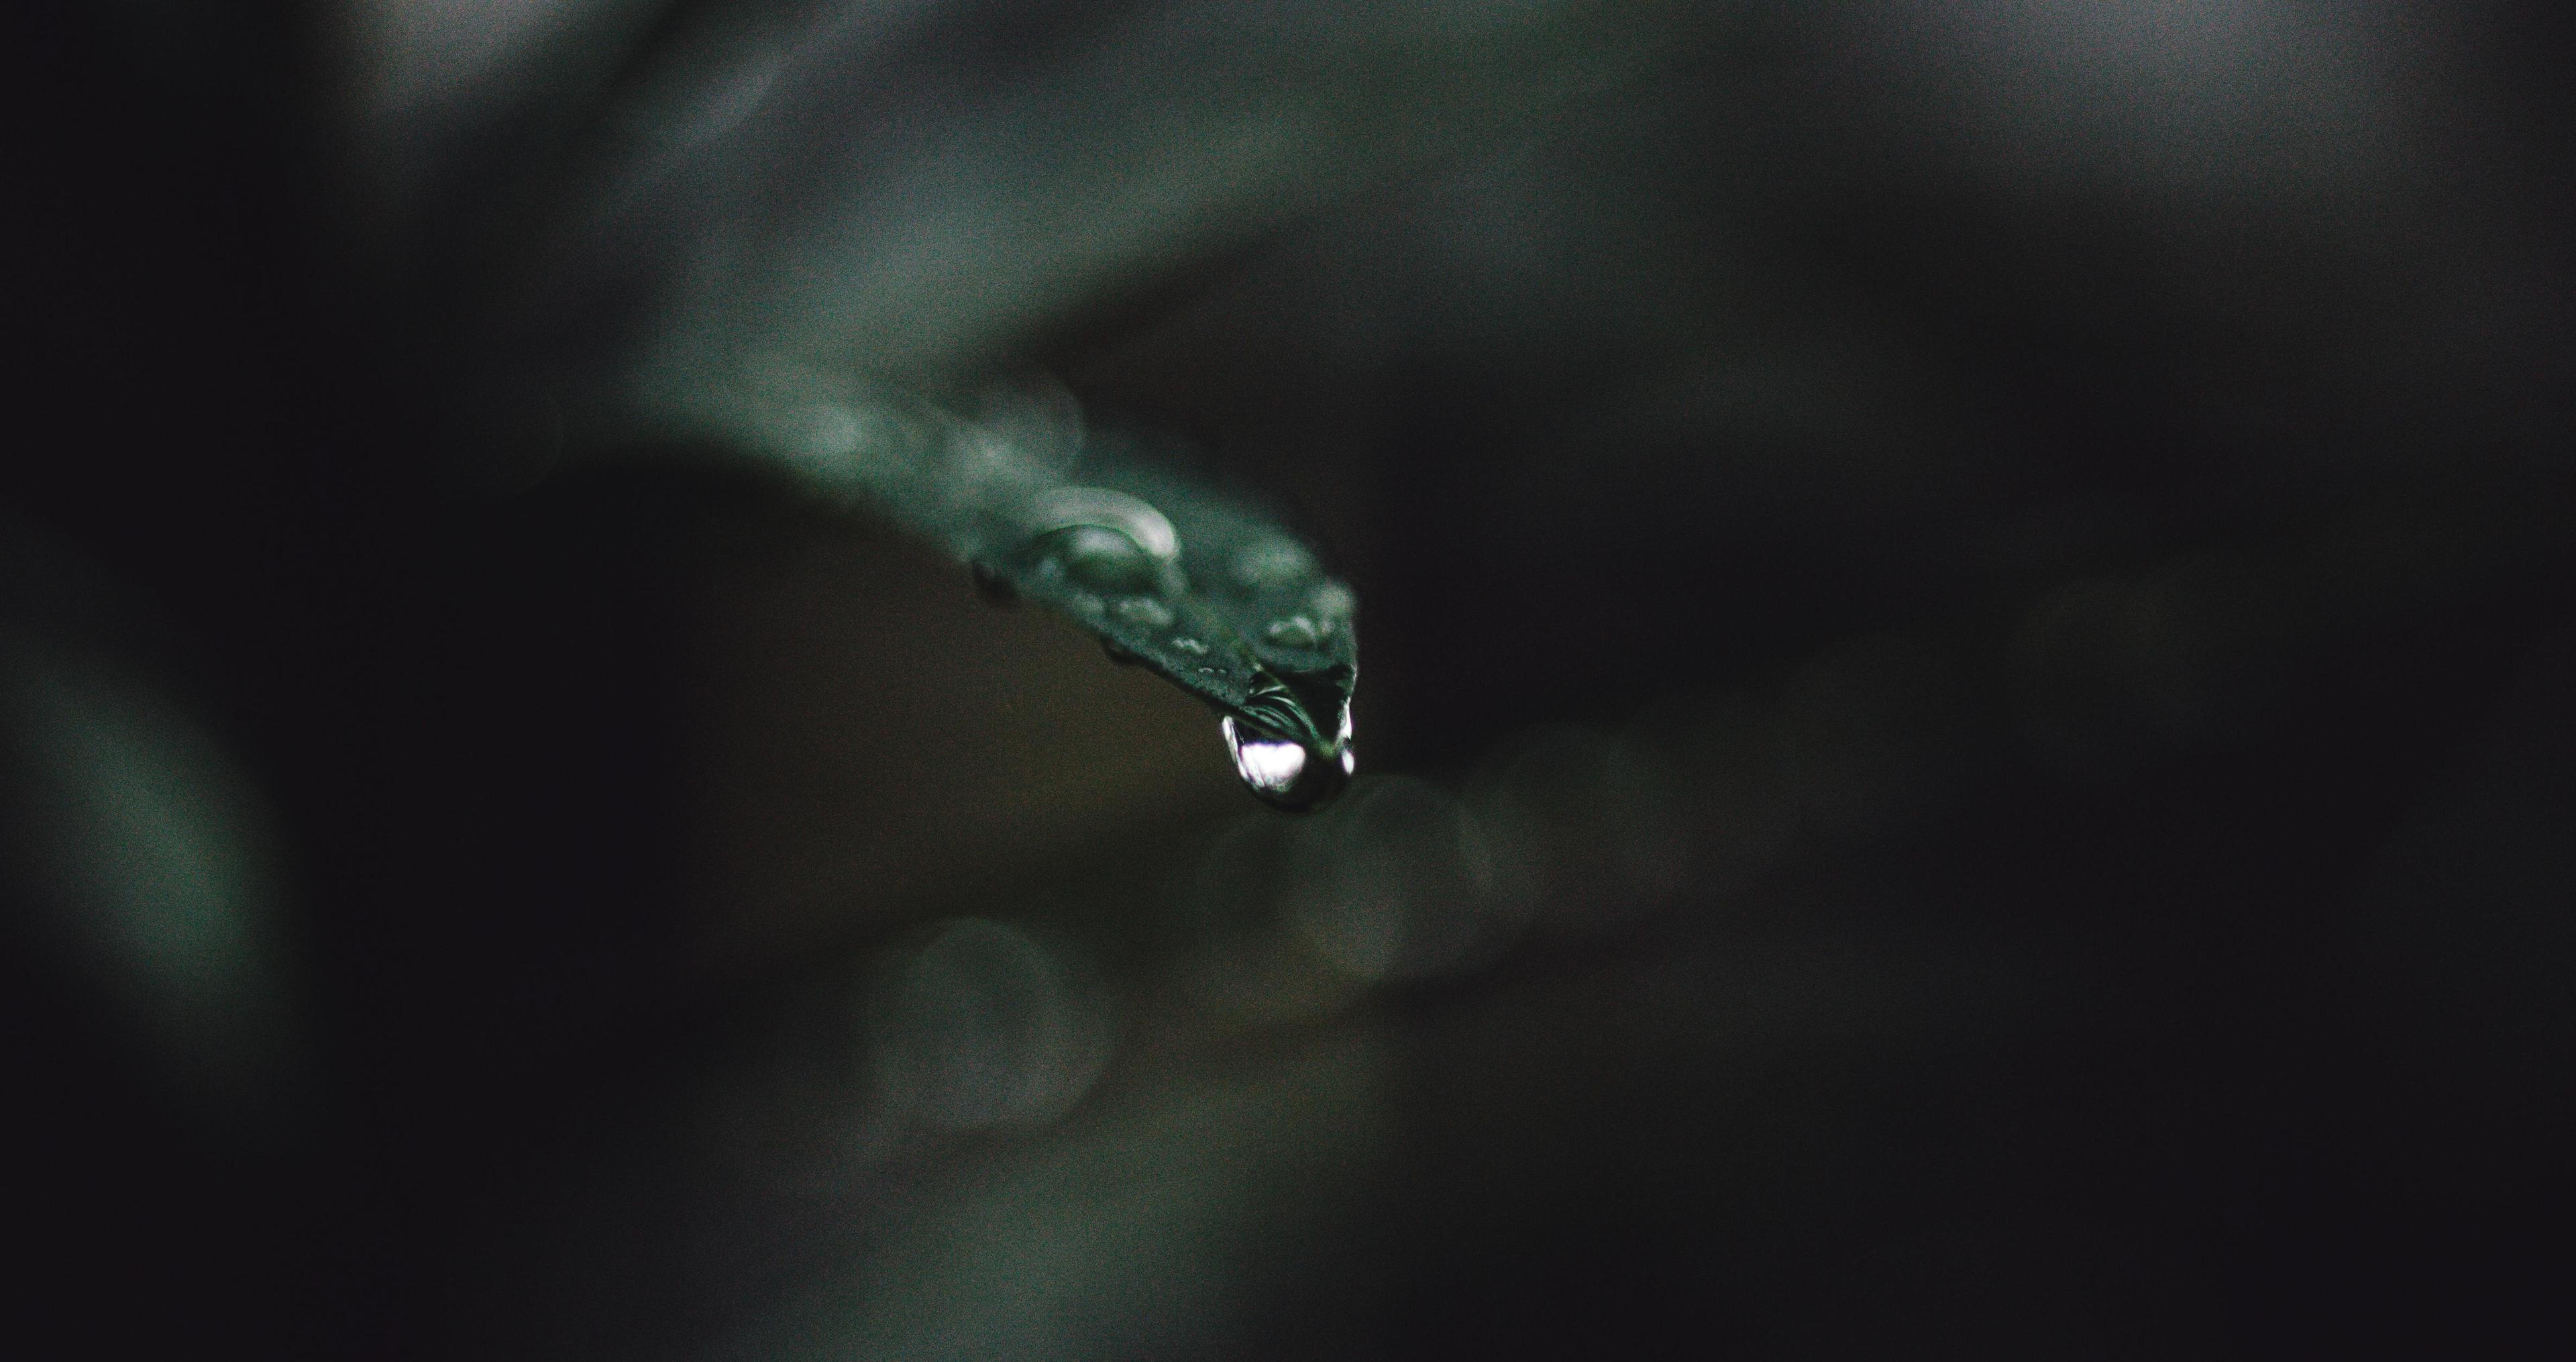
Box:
[1222,716,1350,812]
[1049,525,1159,594]
[1030,486,1179,576]
[1112,596,1174,629]
[1232,540,1314,591]
[1265,616,1322,649]
[1171,636,1209,655]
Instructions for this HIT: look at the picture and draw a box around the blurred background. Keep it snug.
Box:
[7,1,2573,1355]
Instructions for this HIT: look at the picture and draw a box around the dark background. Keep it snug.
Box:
[7,1,2573,1356]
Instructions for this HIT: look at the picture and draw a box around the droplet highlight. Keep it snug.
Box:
[1113,596,1175,629]
[1232,540,1314,591]
[1265,616,1322,649]
[1222,716,1351,813]
[1049,525,1159,594]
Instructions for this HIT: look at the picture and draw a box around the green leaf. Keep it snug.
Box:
[710,366,1358,810]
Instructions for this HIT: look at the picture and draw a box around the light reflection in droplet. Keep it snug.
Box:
[1113,596,1175,629]
[1224,717,1306,792]
[1222,716,1348,812]
[1052,525,1160,594]
[1025,486,1181,562]
[1264,616,1322,648]
[1230,539,1314,590]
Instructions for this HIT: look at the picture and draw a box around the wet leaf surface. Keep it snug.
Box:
[712,370,1358,807]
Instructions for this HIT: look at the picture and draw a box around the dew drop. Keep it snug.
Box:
[1222,716,1351,813]
[1049,525,1159,594]
[1232,540,1315,591]
[1112,596,1174,629]
[1265,616,1322,649]
[1171,636,1209,656]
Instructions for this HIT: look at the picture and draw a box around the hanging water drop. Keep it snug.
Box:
[735,375,1362,817]
[1222,716,1351,812]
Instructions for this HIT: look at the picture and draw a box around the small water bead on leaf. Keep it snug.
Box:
[1047,525,1161,594]
[1171,637,1209,656]
[1232,540,1316,592]
[1020,484,1183,596]
[1265,616,1323,649]
[1025,486,1180,556]
[1112,596,1175,629]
